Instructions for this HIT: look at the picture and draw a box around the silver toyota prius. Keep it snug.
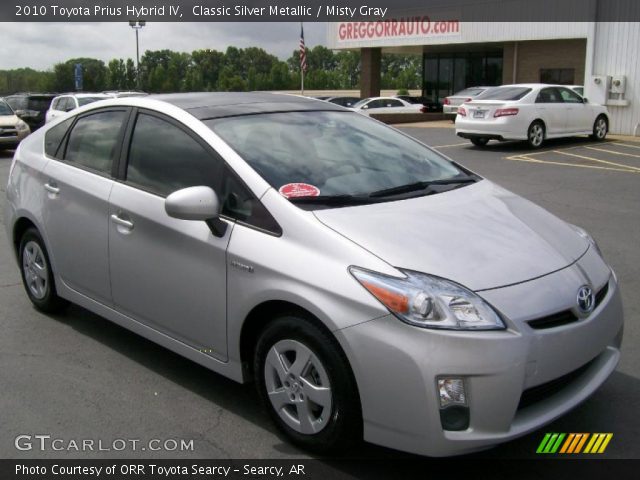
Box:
[4,93,623,456]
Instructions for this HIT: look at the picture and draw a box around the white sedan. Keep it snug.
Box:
[352,97,424,116]
[455,84,609,148]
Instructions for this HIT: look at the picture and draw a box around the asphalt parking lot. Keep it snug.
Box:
[0,125,639,467]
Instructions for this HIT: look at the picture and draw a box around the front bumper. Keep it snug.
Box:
[0,129,28,147]
[335,249,623,456]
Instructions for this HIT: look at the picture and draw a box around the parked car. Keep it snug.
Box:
[325,96,361,108]
[0,98,31,150]
[4,93,56,131]
[395,95,441,112]
[103,90,149,98]
[353,96,424,115]
[443,87,494,116]
[5,93,622,457]
[45,93,112,124]
[455,84,609,148]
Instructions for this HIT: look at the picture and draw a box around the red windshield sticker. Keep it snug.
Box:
[278,183,321,198]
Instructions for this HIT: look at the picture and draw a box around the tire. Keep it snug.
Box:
[470,137,489,147]
[527,121,545,149]
[591,115,608,141]
[18,227,68,313]
[254,314,362,453]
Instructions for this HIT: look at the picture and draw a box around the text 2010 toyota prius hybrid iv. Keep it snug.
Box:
[4,93,623,456]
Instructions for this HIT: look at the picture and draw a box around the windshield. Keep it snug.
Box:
[475,87,531,101]
[78,97,107,106]
[0,100,14,116]
[207,111,467,203]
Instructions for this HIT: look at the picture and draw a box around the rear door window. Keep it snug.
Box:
[64,110,126,175]
[536,88,564,103]
[559,88,583,104]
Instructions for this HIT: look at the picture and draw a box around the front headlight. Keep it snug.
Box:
[16,120,30,132]
[570,224,603,258]
[350,267,505,330]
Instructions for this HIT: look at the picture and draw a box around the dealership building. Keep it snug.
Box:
[327,2,640,135]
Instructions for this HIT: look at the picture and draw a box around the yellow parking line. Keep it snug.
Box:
[585,146,640,159]
[505,154,638,173]
[555,150,640,172]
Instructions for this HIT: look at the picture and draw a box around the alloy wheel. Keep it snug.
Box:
[595,118,607,139]
[264,339,333,435]
[529,124,544,147]
[22,241,48,300]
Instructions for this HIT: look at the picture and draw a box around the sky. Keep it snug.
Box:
[0,22,328,71]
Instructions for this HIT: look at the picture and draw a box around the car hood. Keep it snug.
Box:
[0,114,19,126]
[313,180,589,291]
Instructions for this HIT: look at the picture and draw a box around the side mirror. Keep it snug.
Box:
[583,97,589,103]
[362,105,369,109]
[165,186,227,237]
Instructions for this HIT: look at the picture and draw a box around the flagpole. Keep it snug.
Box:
[300,22,305,96]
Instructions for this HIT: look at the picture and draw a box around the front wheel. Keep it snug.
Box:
[254,315,361,453]
[591,115,608,141]
[19,228,68,313]
[527,121,545,149]
[470,137,489,147]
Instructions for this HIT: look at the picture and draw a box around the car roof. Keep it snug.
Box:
[149,92,346,120]
[54,93,111,99]
[496,83,576,89]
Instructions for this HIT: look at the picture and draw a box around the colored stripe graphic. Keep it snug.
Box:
[538,433,613,454]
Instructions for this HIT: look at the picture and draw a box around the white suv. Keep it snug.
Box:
[45,93,111,124]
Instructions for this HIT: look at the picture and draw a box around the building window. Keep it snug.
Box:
[423,51,503,106]
[540,68,575,85]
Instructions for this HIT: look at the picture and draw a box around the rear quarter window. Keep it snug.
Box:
[44,118,74,158]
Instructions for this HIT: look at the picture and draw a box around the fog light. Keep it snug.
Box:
[438,378,467,407]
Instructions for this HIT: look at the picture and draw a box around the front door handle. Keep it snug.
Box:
[110,214,134,231]
[44,183,60,194]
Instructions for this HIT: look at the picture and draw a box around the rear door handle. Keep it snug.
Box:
[44,183,60,194]
[110,214,134,231]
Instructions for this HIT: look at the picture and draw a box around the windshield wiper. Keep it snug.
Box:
[368,176,479,198]
[288,194,376,206]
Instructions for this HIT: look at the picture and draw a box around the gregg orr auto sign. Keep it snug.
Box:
[333,14,462,47]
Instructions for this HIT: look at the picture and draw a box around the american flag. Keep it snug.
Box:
[299,24,307,73]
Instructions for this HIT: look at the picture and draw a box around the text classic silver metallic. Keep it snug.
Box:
[4,93,623,456]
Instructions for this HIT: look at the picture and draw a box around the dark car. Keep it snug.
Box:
[4,93,56,131]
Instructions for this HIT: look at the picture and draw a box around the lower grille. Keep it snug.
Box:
[518,359,595,410]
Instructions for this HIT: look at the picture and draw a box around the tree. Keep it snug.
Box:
[52,58,107,92]
[125,59,136,90]
[107,59,126,90]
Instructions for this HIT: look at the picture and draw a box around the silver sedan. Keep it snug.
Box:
[4,93,623,456]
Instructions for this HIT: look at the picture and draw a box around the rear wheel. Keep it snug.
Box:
[254,315,361,453]
[19,228,68,313]
[591,115,608,141]
[470,137,489,147]
[527,121,545,149]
